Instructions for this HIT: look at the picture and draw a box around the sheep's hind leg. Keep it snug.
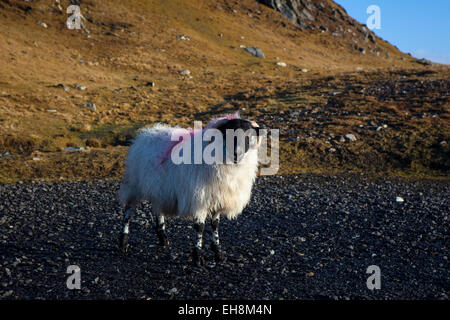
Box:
[192,219,206,266]
[211,215,225,262]
[119,203,136,254]
[155,214,169,246]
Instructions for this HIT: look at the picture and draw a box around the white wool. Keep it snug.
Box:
[118,122,259,221]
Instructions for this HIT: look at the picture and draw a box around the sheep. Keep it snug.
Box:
[117,112,262,265]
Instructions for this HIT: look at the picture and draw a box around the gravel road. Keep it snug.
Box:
[0,175,448,300]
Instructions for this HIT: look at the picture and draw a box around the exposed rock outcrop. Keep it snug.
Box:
[257,0,380,46]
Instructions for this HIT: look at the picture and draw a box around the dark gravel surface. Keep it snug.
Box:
[0,175,448,300]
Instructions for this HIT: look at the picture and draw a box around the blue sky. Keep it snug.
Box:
[335,0,450,64]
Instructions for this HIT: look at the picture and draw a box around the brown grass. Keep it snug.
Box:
[0,0,447,182]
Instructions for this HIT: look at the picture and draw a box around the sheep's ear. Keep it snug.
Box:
[250,120,261,136]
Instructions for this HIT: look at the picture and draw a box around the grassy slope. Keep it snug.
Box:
[0,0,447,182]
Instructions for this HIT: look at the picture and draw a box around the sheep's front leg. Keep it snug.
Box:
[119,204,136,254]
[211,215,225,262]
[192,220,205,266]
[155,214,169,246]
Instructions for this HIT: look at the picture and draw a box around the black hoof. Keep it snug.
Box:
[157,232,169,247]
[214,252,225,263]
[192,248,205,267]
[119,233,129,254]
[212,244,225,262]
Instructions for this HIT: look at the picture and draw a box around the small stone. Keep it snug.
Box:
[73,85,87,91]
[37,20,47,28]
[305,272,314,277]
[276,62,287,67]
[2,290,13,297]
[84,103,96,112]
[201,291,210,297]
[179,69,191,75]
[177,35,190,41]
[55,83,69,91]
[168,287,178,295]
[345,134,357,141]
[245,46,265,58]
[64,146,84,152]
[395,196,404,203]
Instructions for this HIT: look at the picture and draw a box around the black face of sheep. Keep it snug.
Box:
[216,119,261,164]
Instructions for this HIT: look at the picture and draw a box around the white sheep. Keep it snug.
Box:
[118,113,262,265]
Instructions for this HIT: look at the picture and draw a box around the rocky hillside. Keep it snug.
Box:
[0,0,447,182]
[259,0,379,50]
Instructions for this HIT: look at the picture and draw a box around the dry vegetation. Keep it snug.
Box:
[0,0,448,183]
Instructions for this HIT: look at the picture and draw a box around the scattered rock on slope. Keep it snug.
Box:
[178,69,191,75]
[245,46,265,58]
